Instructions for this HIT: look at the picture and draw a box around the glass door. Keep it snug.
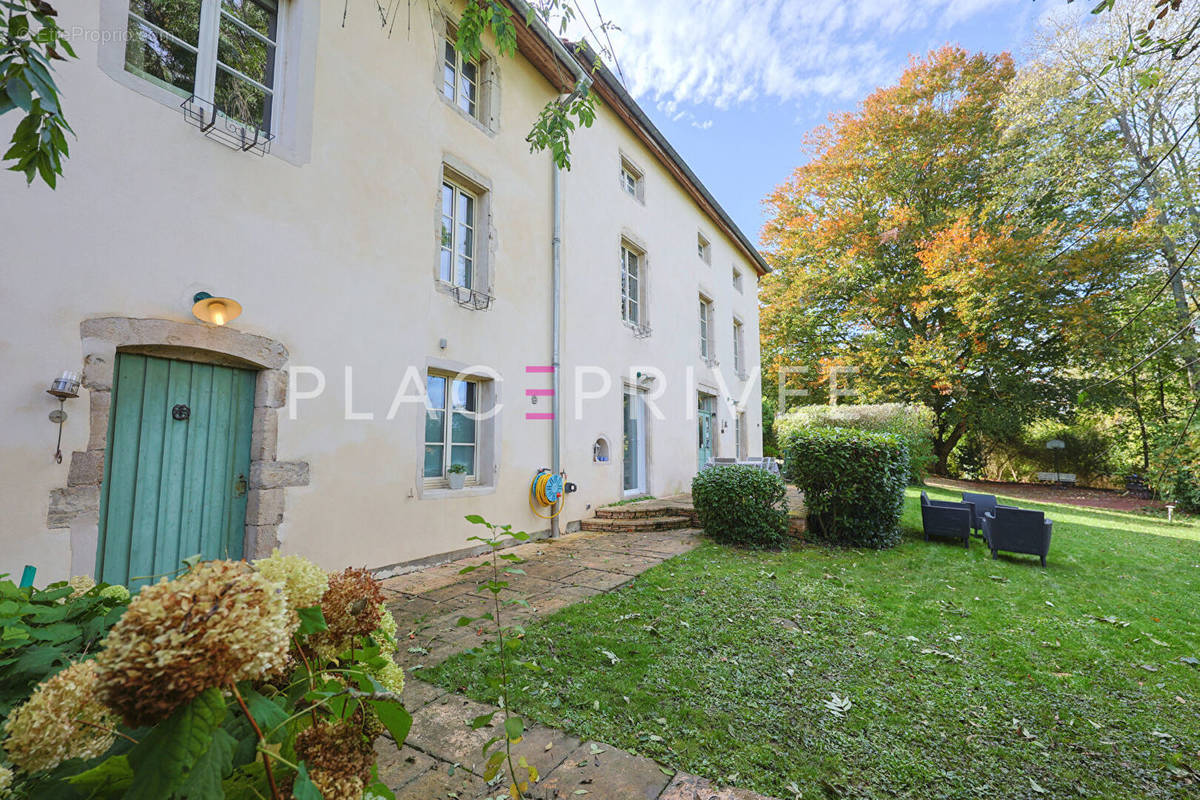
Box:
[623,389,646,494]
[697,393,716,470]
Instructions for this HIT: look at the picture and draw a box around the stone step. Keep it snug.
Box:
[595,504,693,520]
[579,515,693,533]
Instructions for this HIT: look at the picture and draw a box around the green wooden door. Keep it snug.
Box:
[96,353,257,587]
[697,394,716,470]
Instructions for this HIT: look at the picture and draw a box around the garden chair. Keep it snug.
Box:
[960,491,998,534]
[920,492,972,548]
[982,506,1053,567]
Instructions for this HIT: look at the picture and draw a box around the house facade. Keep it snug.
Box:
[0,0,767,584]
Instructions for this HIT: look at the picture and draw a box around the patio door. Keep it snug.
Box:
[623,389,647,495]
[697,393,716,469]
[96,353,256,587]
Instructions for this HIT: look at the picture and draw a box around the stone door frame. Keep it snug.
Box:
[47,317,309,578]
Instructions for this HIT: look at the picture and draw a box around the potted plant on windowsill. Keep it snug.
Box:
[447,463,468,490]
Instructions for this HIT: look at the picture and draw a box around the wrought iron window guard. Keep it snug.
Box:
[181,95,274,156]
[452,285,494,311]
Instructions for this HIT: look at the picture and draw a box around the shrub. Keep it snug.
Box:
[1,557,411,800]
[783,427,908,549]
[775,403,933,484]
[0,576,130,720]
[691,466,790,549]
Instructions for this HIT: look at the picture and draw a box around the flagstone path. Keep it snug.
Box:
[372,525,781,800]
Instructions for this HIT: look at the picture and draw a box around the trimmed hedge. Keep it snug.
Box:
[783,427,908,549]
[691,465,790,549]
[774,403,933,484]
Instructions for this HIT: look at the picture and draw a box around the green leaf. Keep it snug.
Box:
[67,754,134,794]
[177,728,237,797]
[295,605,327,636]
[292,762,325,800]
[470,711,497,729]
[239,687,289,742]
[6,77,32,112]
[504,716,524,741]
[465,514,487,525]
[125,687,228,800]
[368,699,412,745]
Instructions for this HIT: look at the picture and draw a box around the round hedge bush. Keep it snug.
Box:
[690,465,790,549]
[783,427,908,549]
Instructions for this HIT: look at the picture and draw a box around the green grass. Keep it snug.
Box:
[425,487,1200,799]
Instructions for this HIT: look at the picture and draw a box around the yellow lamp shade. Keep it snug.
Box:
[192,292,242,326]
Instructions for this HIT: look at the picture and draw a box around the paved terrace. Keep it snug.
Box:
[373,516,782,799]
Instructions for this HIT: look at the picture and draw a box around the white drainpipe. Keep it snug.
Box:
[522,9,593,537]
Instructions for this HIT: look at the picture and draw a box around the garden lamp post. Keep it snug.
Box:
[1046,439,1066,485]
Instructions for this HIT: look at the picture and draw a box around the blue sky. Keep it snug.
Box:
[583,0,1064,245]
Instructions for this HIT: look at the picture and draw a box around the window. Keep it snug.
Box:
[736,410,747,459]
[620,243,643,325]
[442,35,480,119]
[733,318,745,375]
[699,296,714,360]
[440,173,478,289]
[732,266,744,293]
[124,0,280,133]
[424,373,478,482]
[697,233,711,264]
[620,157,643,201]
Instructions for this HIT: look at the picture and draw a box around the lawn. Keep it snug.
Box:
[425,486,1200,799]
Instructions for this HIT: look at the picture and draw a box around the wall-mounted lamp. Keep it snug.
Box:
[47,371,80,464]
[192,292,242,326]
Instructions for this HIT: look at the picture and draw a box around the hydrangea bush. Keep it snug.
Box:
[0,552,410,800]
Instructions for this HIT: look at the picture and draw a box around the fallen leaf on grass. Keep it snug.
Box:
[824,693,853,718]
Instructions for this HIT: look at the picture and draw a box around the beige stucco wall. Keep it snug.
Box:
[0,0,763,583]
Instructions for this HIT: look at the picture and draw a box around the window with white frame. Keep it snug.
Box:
[733,318,745,375]
[124,0,280,133]
[620,242,644,325]
[442,35,481,120]
[697,233,711,264]
[736,410,747,459]
[732,266,744,293]
[699,296,714,360]
[620,157,643,201]
[424,372,479,482]
[440,171,478,289]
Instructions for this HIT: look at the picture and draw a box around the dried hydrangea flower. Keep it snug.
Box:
[67,575,95,599]
[376,604,398,649]
[98,584,130,604]
[311,568,385,659]
[2,660,117,774]
[372,659,405,695]
[0,763,11,795]
[254,550,329,610]
[294,718,374,799]
[94,560,290,727]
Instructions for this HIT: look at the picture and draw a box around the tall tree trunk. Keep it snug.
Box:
[1131,371,1151,470]
[932,419,968,476]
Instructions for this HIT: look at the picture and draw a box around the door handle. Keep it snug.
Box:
[234,474,247,497]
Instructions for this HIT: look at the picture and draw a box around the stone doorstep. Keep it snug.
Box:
[579,516,694,533]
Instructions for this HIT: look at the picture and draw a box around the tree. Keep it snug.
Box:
[1008,0,1200,390]
[761,46,1142,474]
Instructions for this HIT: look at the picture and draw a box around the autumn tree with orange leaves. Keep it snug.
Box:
[761,46,1147,475]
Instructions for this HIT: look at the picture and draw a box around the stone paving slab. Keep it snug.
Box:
[375,524,777,800]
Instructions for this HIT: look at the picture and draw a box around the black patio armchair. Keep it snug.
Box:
[982,506,1053,567]
[920,492,972,548]
[960,491,998,534]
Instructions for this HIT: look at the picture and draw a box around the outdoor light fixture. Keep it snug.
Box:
[47,370,80,464]
[192,291,242,326]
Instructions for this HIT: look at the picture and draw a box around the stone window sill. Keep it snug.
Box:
[420,484,497,500]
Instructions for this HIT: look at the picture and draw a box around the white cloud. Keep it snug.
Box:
[573,0,1024,113]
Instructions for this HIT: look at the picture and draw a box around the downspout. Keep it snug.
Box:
[521,7,592,536]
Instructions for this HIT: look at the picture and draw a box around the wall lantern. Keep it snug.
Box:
[47,370,80,464]
[192,292,242,326]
